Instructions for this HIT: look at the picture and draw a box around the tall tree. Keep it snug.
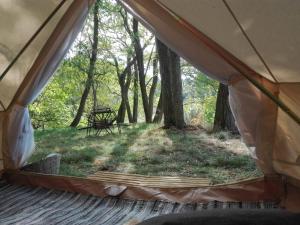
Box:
[213,83,239,134]
[132,19,152,122]
[156,38,185,129]
[70,2,99,127]
[132,61,139,123]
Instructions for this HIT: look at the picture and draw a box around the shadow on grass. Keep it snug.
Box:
[110,127,260,184]
[96,123,150,171]
[32,123,150,177]
[31,124,261,184]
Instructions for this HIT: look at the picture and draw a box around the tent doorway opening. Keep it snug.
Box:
[26,0,261,185]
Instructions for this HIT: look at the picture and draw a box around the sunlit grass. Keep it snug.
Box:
[31,124,262,184]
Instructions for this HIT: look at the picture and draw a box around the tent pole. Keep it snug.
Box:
[239,74,300,125]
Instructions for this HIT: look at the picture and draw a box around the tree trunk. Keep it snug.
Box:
[156,38,174,127]
[117,57,133,124]
[148,58,158,119]
[133,19,151,123]
[153,93,163,123]
[156,38,185,129]
[132,61,139,123]
[70,3,99,127]
[213,83,239,134]
[124,65,133,123]
[117,99,126,123]
[169,49,185,129]
[92,82,98,110]
[117,74,127,123]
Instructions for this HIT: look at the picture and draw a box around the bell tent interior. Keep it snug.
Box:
[0,0,300,224]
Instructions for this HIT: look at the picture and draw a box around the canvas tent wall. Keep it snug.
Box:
[0,0,299,198]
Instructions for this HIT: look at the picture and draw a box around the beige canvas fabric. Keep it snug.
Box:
[0,0,72,110]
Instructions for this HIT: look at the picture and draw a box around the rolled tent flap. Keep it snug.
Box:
[0,0,93,169]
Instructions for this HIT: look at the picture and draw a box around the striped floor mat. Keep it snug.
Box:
[0,179,279,225]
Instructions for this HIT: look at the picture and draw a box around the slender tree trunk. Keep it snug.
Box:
[117,57,133,123]
[148,58,158,119]
[117,74,127,123]
[153,93,163,123]
[133,19,151,122]
[213,83,239,134]
[92,82,98,110]
[124,66,133,123]
[132,61,139,123]
[70,3,99,127]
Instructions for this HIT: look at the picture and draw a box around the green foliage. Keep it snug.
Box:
[182,61,219,127]
[203,96,217,124]
[29,0,218,129]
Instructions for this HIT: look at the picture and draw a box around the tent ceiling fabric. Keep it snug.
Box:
[158,0,300,83]
[0,0,73,112]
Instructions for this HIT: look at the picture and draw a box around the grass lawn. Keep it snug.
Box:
[30,124,262,184]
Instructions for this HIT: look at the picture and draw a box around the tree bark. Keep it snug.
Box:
[156,38,174,127]
[132,61,139,123]
[124,65,133,123]
[116,56,134,123]
[117,99,126,123]
[92,82,98,110]
[213,83,239,134]
[153,92,163,123]
[148,58,158,119]
[133,19,151,122]
[169,49,185,129]
[70,2,99,127]
[156,38,185,129]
